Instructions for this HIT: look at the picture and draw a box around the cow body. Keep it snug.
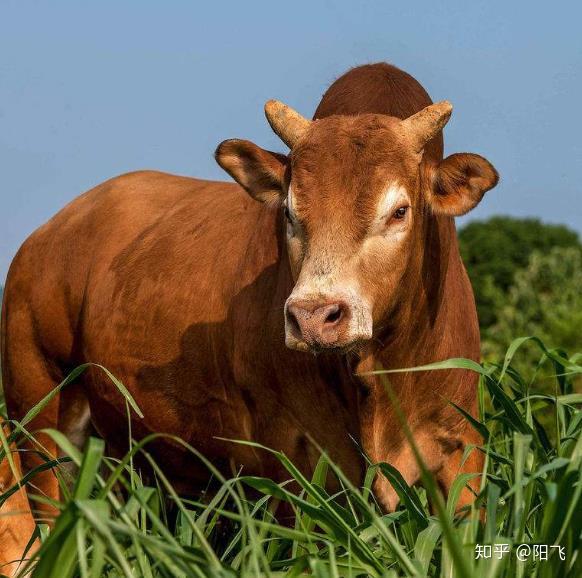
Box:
[3,173,362,489]
[2,63,494,520]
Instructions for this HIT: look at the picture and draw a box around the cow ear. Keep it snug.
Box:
[425,153,498,216]
[215,139,287,204]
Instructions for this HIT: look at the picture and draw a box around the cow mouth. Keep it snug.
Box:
[286,336,367,356]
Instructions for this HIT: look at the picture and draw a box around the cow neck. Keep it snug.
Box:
[370,213,460,371]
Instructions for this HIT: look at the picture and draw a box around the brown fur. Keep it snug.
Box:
[2,63,497,536]
[0,418,37,575]
[217,63,497,508]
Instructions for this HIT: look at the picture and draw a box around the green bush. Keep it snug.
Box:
[482,247,582,373]
[458,217,581,329]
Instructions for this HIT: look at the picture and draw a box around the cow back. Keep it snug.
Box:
[314,62,443,163]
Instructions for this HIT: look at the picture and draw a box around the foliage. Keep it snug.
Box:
[458,217,581,329]
[1,339,581,578]
[481,248,582,375]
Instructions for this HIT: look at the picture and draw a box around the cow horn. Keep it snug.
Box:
[264,100,311,149]
[401,101,453,152]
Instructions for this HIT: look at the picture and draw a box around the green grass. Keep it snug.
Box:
[1,337,581,577]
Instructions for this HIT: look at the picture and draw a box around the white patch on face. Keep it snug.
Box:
[287,186,295,215]
[368,182,411,239]
[285,186,297,239]
[372,182,410,227]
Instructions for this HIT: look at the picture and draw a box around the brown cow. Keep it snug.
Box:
[0,417,37,576]
[1,63,497,523]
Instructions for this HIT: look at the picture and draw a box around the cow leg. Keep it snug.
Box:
[8,376,93,521]
[370,442,422,512]
[7,388,61,525]
[2,319,63,524]
[58,384,92,482]
[362,420,484,515]
[435,428,484,514]
[0,417,38,577]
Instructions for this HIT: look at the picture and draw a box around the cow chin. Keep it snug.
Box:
[285,332,370,355]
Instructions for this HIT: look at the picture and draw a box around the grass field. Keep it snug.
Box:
[1,336,581,578]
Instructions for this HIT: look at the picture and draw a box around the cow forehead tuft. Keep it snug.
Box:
[285,116,418,233]
[291,118,414,177]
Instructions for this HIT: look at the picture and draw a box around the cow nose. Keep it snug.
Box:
[286,300,350,348]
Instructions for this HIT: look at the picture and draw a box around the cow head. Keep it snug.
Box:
[215,101,498,353]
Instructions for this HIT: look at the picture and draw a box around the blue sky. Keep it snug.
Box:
[1,1,581,283]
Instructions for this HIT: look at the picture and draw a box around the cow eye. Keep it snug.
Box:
[393,206,409,220]
[284,206,293,223]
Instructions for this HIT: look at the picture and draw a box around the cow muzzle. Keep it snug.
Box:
[285,297,366,352]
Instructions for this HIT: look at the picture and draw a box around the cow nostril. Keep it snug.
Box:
[287,308,301,335]
[324,304,343,325]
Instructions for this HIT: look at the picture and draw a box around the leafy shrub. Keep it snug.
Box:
[458,217,581,329]
[482,247,582,374]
